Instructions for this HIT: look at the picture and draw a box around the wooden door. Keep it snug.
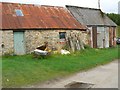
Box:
[14,32,26,55]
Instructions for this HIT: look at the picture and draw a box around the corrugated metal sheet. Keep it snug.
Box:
[0,2,86,30]
[66,5,117,27]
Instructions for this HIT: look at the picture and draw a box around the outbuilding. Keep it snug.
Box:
[0,2,87,55]
[66,5,117,48]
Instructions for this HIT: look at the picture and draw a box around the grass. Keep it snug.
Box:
[2,47,118,88]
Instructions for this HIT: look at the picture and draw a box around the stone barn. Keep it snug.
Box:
[0,2,87,55]
[66,6,117,48]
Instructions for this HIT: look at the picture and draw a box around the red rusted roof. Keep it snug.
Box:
[0,2,86,30]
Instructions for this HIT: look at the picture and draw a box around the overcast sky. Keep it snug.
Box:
[0,0,120,13]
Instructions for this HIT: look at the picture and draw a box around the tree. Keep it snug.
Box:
[106,13,120,26]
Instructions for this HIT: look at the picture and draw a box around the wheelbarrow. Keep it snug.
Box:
[33,43,51,58]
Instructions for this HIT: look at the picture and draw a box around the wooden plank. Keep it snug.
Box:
[113,27,116,46]
[92,26,97,48]
[109,27,113,47]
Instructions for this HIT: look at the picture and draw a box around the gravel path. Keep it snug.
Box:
[26,60,118,88]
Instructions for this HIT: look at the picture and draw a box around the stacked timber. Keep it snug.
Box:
[66,32,84,52]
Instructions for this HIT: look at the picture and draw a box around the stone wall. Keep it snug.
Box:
[25,30,88,53]
[2,31,14,55]
[0,31,2,56]
[1,29,88,55]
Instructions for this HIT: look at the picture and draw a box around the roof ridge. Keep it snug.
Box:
[66,5,101,11]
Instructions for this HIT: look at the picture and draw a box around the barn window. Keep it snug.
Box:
[59,32,66,39]
[15,9,24,16]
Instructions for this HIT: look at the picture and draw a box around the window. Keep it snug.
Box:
[15,9,24,16]
[59,32,66,39]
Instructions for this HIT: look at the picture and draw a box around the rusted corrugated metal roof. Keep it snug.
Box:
[66,5,117,27]
[0,2,86,30]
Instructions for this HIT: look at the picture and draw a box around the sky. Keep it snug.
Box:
[0,0,120,14]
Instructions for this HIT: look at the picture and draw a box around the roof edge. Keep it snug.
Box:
[1,28,86,31]
[1,2,65,8]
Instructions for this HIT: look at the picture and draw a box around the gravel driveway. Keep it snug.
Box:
[27,60,118,88]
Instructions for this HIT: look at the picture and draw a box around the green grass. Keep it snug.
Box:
[2,47,118,88]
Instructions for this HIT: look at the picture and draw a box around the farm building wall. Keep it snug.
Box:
[109,27,116,47]
[1,31,14,55]
[25,30,89,54]
[87,27,93,48]
[0,30,2,56]
[87,26,116,48]
[1,30,89,55]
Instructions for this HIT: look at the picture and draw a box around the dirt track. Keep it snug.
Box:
[27,60,118,88]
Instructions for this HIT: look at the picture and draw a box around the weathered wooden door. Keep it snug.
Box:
[92,27,97,48]
[97,27,104,48]
[105,27,109,48]
[14,32,25,55]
